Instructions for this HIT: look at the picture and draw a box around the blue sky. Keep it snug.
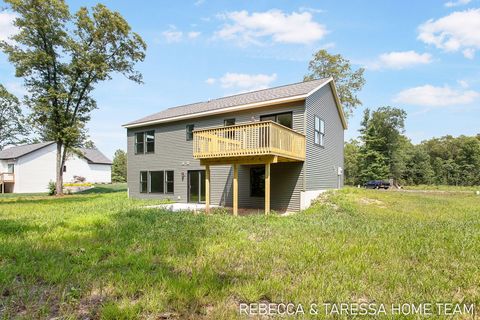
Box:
[1,0,479,158]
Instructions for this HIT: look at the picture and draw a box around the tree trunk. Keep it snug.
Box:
[55,141,64,195]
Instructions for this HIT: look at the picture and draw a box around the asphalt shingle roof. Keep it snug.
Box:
[79,148,112,165]
[0,142,111,165]
[0,141,55,159]
[125,78,331,126]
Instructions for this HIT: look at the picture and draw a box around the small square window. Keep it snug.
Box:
[224,118,235,126]
[186,124,194,141]
[224,119,236,139]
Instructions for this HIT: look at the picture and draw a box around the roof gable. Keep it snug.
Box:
[0,143,112,165]
[79,148,112,165]
[0,141,55,160]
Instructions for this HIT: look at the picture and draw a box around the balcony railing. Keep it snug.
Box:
[0,172,14,183]
[193,121,305,161]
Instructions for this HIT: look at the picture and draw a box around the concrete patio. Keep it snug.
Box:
[144,203,220,212]
[144,203,291,215]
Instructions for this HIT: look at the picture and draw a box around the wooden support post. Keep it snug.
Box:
[233,164,238,216]
[205,165,210,214]
[1,182,3,194]
[265,162,270,215]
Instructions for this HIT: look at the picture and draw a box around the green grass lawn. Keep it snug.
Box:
[0,186,479,319]
[402,184,480,192]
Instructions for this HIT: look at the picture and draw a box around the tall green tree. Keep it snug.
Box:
[0,84,28,150]
[111,149,127,183]
[344,139,361,185]
[358,107,407,183]
[0,0,146,194]
[304,50,365,118]
[402,145,434,185]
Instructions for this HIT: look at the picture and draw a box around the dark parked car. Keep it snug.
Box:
[364,180,390,189]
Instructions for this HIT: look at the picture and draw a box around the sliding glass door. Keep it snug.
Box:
[188,170,205,203]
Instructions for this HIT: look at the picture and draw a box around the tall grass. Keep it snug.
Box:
[0,186,479,319]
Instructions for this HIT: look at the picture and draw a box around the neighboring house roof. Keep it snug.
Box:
[0,142,112,165]
[79,148,112,165]
[0,141,55,160]
[123,78,347,129]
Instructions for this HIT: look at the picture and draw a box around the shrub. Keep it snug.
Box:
[47,181,56,196]
[63,182,93,187]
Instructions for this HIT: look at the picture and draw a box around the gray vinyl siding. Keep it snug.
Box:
[127,101,305,211]
[238,162,303,211]
[305,84,345,190]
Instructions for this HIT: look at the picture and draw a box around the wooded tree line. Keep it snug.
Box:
[345,107,480,186]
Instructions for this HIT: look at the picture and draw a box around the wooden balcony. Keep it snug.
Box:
[0,172,14,193]
[0,172,14,183]
[193,121,305,165]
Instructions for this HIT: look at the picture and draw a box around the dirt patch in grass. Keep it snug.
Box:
[311,191,340,211]
[76,287,114,319]
[358,197,386,208]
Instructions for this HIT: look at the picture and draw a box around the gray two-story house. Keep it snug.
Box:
[123,78,347,214]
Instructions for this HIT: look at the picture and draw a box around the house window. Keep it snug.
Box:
[186,124,194,141]
[165,170,174,193]
[63,165,67,173]
[224,118,235,126]
[135,131,155,154]
[145,130,155,153]
[7,164,14,173]
[150,171,164,193]
[135,132,144,154]
[250,167,265,197]
[260,112,293,129]
[143,170,174,194]
[224,118,236,139]
[314,116,325,147]
[140,171,148,193]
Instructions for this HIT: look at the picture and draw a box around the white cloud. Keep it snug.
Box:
[194,0,205,6]
[188,31,201,39]
[457,79,469,88]
[418,9,480,58]
[462,48,475,59]
[162,25,183,43]
[298,7,325,14]
[161,26,201,43]
[444,0,471,7]
[0,12,18,43]
[205,78,216,85]
[207,73,277,92]
[215,10,327,45]
[394,84,479,107]
[371,50,433,70]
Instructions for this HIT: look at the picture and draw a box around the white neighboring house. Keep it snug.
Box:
[0,142,112,193]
